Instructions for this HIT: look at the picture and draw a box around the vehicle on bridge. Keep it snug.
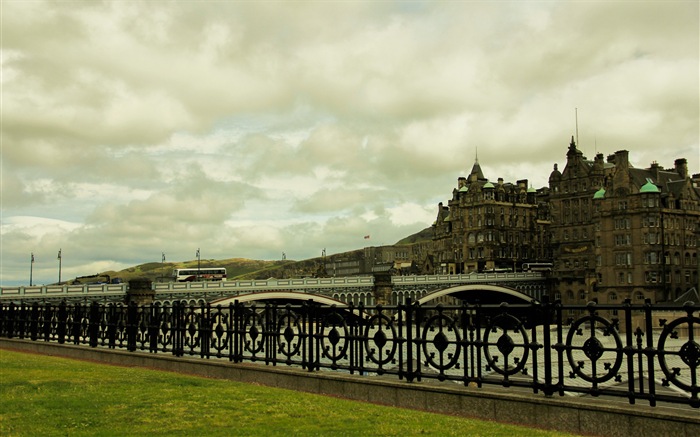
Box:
[72,274,122,285]
[173,268,226,282]
[521,262,552,272]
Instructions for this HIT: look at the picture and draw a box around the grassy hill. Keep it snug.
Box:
[75,258,297,285]
[74,228,435,285]
[395,226,432,245]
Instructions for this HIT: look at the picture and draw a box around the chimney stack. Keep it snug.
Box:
[674,158,688,179]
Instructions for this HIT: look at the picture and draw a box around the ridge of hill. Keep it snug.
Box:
[77,227,434,285]
[88,258,296,285]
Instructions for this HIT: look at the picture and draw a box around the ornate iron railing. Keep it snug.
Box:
[0,298,697,408]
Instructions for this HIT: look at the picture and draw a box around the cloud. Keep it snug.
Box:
[1,1,697,285]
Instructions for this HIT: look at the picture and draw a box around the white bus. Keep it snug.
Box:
[172,268,227,282]
[521,263,553,272]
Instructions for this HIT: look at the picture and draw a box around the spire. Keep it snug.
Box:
[470,158,485,180]
[567,135,581,159]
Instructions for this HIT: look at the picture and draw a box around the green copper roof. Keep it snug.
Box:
[444,213,452,222]
[640,178,660,193]
[527,186,536,193]
[593,187,606,199]
[483,181,494,189]
[459,185,469,192]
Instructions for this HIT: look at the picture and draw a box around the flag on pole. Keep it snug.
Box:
[196,248,200,258]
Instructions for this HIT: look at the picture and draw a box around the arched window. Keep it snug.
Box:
[609,292,618,302]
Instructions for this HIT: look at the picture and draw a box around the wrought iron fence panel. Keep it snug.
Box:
[362,304,401,377]
[181,303,203,356]
[209,305,229,359]
[274,304,305,367]
[1,298,697,408]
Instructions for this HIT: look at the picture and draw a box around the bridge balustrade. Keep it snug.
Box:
[1,298,697,409]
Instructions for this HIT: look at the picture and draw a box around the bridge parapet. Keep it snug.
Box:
[392,271,543,286]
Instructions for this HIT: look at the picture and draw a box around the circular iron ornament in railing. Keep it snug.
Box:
[656,315,700,393]
[421,312,461,372]
[483,313,529,376]
[319,310,350,362]
[243,309,266,355]
[565,314,622,383]
[276,310,303,359]
[363,312,398,366]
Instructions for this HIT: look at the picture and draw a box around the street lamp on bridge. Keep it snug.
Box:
[196,248,201,281]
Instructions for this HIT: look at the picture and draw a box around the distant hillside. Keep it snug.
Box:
[74,258,296,284]
[395,226,432,245]
[77,228,434,284]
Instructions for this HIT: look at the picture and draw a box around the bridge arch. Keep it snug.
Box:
[417,283,538,305]
[211,291,349,307]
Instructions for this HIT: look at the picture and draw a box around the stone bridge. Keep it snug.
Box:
[0,272,547,306]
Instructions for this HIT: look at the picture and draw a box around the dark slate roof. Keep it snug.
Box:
[470,160,485,180]
[673,287,699,305]
[628,168,683,194]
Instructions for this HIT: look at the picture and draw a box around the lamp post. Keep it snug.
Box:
[57,249,62,284]
[161,252,166,283]
[196,248,201,281]
[30,253,34,286]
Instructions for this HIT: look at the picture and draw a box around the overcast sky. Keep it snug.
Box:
[1,1,698,286]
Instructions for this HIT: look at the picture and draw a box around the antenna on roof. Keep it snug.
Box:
[575,107,579,147]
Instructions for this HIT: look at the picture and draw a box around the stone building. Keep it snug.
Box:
[549,137,700,308]
[432,159,552,274]
[427,136,699,310]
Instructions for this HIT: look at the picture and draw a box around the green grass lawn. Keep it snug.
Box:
[0,349,579,436]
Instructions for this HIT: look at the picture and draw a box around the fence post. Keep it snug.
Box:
[89,301,100,348]
[127,301,138,352]
[30,302,39,341]
[405,298,414,382]
[57,300,67,344]
[43,303,52,342]
[172,302,184,357]
[541,294,554,397]
[6,302,16,339]
[306,299,316,372]
[149,304,159,353]
[200,302,211,359]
